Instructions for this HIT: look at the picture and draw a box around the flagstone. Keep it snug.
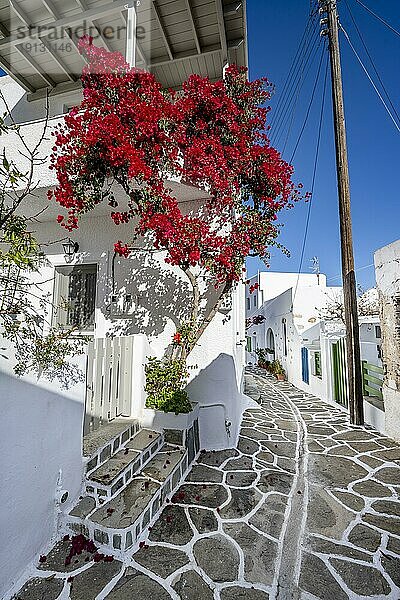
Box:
[188,507,218,533]
[347,523,381,552]
[105,568,171,599]
[186,464,223,483]
[12,577,64,600]
[148,505,193,545]
[172,483,228,508]
[219,487,262,519]
[223,523,278,587]
[299,553,348,600]
[134,545,189,578]
[172,570,213,600]
[330,557,391,596]
[193,535,239,583]
[220,586,270,599]
[70,560,123,600]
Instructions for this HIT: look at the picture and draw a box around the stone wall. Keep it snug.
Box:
[375,239,400,441]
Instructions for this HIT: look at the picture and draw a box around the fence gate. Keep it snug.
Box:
[362,361,384,400]
[332,337,349,407]
[84,336,135,435]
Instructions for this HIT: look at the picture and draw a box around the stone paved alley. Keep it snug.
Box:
[16,369,400,600]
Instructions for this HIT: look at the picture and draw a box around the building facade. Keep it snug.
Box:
[0,2,249,596]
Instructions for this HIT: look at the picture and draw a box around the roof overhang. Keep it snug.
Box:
[0,0,247,98]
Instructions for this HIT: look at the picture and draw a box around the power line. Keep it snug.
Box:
[282,37,324,155]
[268,13,315,131]
[271,23,320,144]
[354,0,400,39]
[269,9,319,131]
[292,52,329,308]
[343,0,400,126]
[270,17,319,139]
[327,263,374,282]
[289,41,326,163]
[340,23,400,133]
[275,34,323,150]
[271,27,321,147]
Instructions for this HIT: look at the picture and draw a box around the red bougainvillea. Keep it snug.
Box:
[49,37,302,356]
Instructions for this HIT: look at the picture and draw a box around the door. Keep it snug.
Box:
[301,347,309,384]
[332,337,349,407]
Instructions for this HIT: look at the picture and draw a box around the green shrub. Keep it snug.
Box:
[271,359,285,376]
[145,357,192,414]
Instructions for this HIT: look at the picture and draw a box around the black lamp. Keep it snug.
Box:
[62,238,79,257]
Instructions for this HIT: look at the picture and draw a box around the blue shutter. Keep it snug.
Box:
[301,347,309,384]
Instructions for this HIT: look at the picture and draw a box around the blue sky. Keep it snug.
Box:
[246,0,400,289]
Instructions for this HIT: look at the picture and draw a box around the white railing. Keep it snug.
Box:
[84,334,151,435]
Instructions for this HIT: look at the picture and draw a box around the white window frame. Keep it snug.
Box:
[52,263,98,334]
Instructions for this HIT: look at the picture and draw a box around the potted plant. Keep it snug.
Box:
[255,348,273,370]
[265,347,275,361]
[271,359,286,381]
[141,357,199,438]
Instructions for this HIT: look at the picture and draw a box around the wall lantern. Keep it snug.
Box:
[62,238,79,257]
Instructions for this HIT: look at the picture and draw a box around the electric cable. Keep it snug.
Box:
[289,41,326,164]
[271,25,321,147]
[340,23,400,133]
[291,53,329,308]
[270,17,320,139]
[354,0,400,39]
[344,0,400,126]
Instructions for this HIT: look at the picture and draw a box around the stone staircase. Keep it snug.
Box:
[62,417,199,557]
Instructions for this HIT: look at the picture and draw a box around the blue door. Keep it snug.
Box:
[301,347,309,384]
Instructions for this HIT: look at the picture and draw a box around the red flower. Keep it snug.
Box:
[114,241,130,257]
[173,332,181,344]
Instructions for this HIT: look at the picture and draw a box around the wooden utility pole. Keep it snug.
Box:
[320,0,364,425]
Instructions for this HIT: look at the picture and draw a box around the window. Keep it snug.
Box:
[246,336,252,352]
[246,297,250,310]
[314,351,322,377]
[253,294,257,307]
[282,319,287,356]
[375,325,381,339]
[53,264,97,331]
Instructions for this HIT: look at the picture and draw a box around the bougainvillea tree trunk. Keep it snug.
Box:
[49,37,304,412]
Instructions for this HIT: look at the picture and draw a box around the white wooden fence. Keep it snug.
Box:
[84,336,138,435]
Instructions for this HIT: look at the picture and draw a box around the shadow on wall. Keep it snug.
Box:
[0,369,85,599]
[93,249,221,354]
[186,352,249,451]
[103,253,191,339]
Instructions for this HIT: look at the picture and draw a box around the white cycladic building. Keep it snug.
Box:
[375,239,400,442]
[246,271,384,432]
[0,2,249,596]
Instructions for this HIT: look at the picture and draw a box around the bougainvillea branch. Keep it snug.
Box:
[49,38,302,404]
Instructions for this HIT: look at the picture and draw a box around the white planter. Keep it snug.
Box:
[141,402,200,462]
[141,402,199,433]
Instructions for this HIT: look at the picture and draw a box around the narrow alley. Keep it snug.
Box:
[16,368,400,600]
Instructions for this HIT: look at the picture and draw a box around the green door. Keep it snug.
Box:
[332,337,348,407]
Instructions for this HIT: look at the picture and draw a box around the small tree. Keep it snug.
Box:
[0,92,85,385]
[49,38,303,410]
[319,287,379,325]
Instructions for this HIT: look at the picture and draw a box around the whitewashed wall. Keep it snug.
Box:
[375,239,400,442]
[0,340,86,599]
[1,73,247,451]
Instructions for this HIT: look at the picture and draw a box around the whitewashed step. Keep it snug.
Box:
[83,419,139,474]
[85,430,163,504]
[64,444,189,555]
